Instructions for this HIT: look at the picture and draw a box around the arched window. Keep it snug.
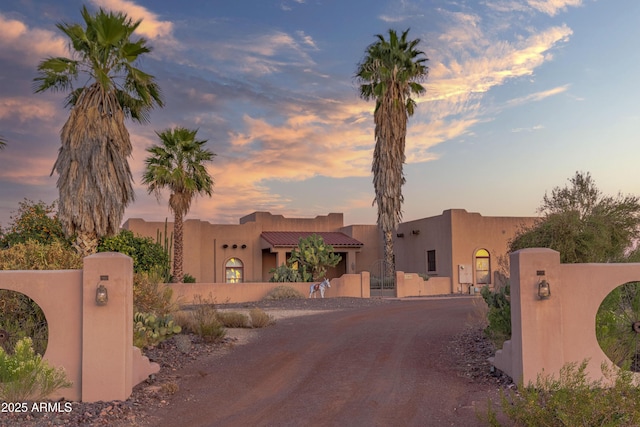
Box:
[225,258,244,283]
[475,249,491,285]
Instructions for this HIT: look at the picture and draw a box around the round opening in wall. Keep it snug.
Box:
[0,290,49,356]
[596,281,640,372]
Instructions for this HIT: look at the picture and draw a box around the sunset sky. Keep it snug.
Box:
[0,0,638,228]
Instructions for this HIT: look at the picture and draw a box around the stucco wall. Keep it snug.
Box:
[492,248,640,385]
[167,272,371,304]
[395,272,451,297]
[0,253,158,402]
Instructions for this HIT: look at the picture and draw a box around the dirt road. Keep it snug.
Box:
[149,298,498,426]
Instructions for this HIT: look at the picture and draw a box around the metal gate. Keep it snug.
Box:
[369,260,395,297]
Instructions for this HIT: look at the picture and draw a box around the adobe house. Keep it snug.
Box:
[123,209,536,290]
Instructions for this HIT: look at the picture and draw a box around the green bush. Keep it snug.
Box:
[0,200,71,249]
[263,285,305,300]
[492,360,640,426]
[0,337,71,401]
[133,312,181,349]
[98,230,169,274]
[182,273,196,283]
[269,264,306,282]
[480,285,511,348]
[249,308,275,328]
[0,240,82,270]
[216,311,249,328]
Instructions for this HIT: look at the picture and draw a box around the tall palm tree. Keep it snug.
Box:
[356,28,428,276]
[143,127,215,283]
[33,6,163,256]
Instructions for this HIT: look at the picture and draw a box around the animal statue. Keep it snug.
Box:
[309,278,331,298]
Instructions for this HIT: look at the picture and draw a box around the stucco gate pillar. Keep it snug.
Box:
[81,252,133,402]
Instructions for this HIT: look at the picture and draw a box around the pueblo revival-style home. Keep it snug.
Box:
[123,209,536,294]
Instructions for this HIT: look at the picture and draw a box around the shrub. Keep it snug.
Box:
[263,285,305,300]
[0,200,70,249]
[133,270,179,317]
[249,308,274,328]
[216,311,249,328]
[0,240,82,270]
[133,312,181,349]
[0,290,48,356]
[0,337,71,401]
[494,360,640,426]
[98,230,169,275]
[480,285,511,348]
[182,273,196,283]
[191,295,226,343]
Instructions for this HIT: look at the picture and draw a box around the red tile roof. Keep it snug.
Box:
[261,231,363,248]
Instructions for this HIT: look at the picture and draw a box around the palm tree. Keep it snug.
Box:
[143,127,215,283]
[33,6,163,256]
[0,136,6,150]
[356,28,428,276]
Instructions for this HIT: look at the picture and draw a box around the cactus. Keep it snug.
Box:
[133,311,181,349]
[155,218,174,283]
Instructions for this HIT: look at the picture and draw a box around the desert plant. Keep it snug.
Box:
[0,337,71,401]
[269,264,306,282]
[249,308,275,328]
[0,291,48,356]
[480,285,511,348]
[288,234,341,281]
[216,311,249,328]
[133,312,181,349]
[263,285,305,300]
[190,294,226,343]
[182,273,196,283]
[0,240,82,270]
[494,360,640,426]
[0,200,70,249]
[133,270,179,317]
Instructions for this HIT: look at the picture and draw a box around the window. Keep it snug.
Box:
[225,258,244,283]
[427,250,436,272]
[475,249,490,284]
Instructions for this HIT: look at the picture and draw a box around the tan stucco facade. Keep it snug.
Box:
[124,209,536,288]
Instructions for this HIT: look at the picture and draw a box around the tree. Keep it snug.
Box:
[355,28,428,275]
[510,172,640,263]
[33,6,163,256]
[142,127,215,283]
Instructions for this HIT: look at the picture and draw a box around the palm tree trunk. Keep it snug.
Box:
[173,210,184,283]
[384,229,395,278]
[74,230,99,257]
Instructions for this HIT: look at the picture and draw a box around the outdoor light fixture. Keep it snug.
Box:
[538,279,551,299]
[96,276,109,306]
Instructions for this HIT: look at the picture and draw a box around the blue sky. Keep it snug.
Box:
[0,0,638,228]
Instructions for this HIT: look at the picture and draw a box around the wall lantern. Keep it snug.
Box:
[538,279,551,299]
[411,230,420,235]
[96,275,109,306]
[396,233,405,238]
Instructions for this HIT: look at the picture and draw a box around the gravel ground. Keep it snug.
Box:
[0,296,511,427]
